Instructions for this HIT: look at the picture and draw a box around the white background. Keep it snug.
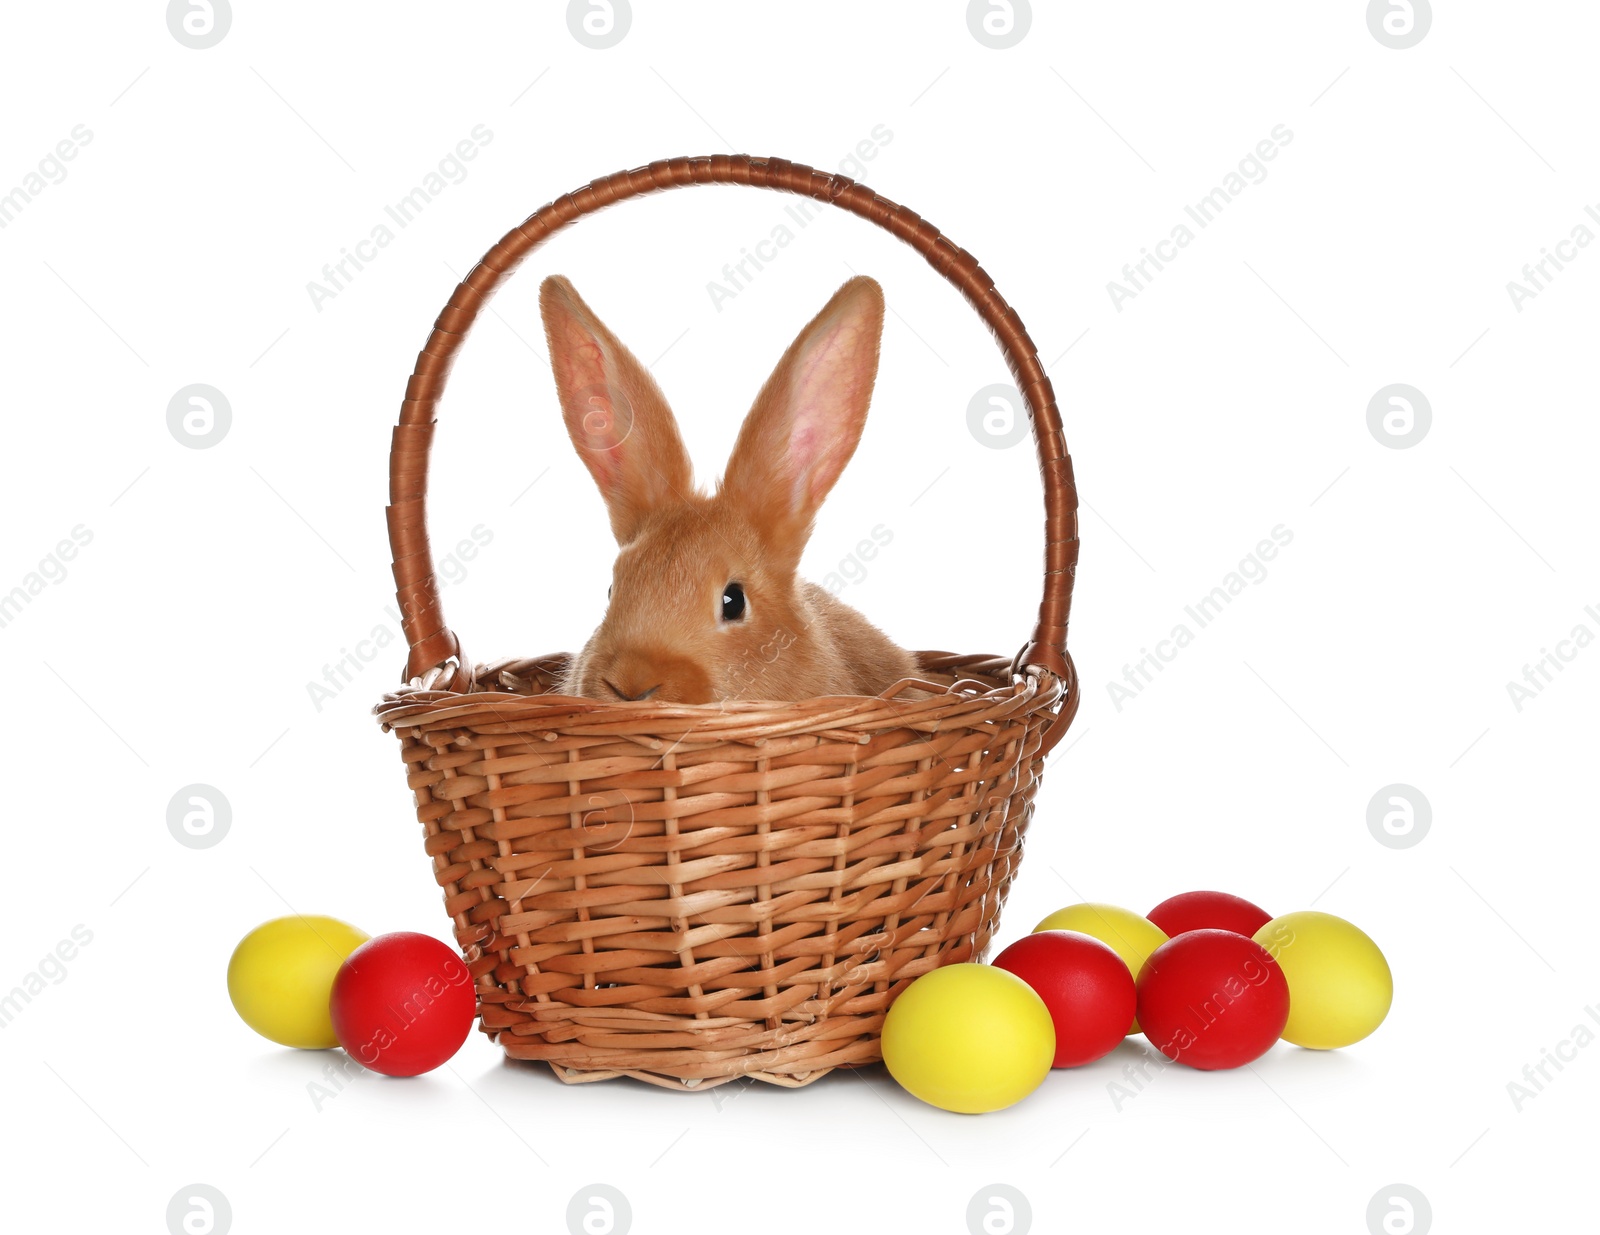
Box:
[2,2,1595,1232]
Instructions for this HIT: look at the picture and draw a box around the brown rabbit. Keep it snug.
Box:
[540,273,919,704]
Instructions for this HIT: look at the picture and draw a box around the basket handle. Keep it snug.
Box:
[387,155,1079,706]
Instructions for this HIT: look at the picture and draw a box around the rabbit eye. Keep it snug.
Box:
[721,582,746,622]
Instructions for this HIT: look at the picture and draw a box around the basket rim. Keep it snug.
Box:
[374,649,1074,745]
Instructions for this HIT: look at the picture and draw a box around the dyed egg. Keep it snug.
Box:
[881,963,1055,1113]
[992,931,1135,1067]
[329,932,478,1077]
[1253,911,1393,1049]
[228,915,369,1049]
[1147,890,1273,939]
[1136,929,1290,1070]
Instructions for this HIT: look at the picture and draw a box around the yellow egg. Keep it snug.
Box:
[1033,902,1168,1033]
[1253,911,1392,1049]
[881,964,1055,1113]
[227,915,369,1049]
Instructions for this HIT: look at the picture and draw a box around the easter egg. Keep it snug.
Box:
[1147,890,1273,939]
[1033,902,1168,1033]
[992,931,1136,1067]
[1253,911,1393,1049]
[328,932,477,1076]
[227,915,370,1049]
[1135,929,1290,1070]
[881,963,1055,1113]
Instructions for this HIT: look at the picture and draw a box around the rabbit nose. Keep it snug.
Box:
[605,678,661,702]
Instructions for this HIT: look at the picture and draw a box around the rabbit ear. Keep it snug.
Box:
[720,276,885,566]
[540,275,694,544]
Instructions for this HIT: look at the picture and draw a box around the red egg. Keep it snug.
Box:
[328,932,477,1077]
[1135,929,1289,1070]
[1147,890,1272,939]
[991,930,1136,1068]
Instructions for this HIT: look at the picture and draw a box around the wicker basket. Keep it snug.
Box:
[374,155,1081,1090]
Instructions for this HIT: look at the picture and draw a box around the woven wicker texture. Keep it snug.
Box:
[375,155,1080,1089]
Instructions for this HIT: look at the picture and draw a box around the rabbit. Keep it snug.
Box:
[538,272,920,705]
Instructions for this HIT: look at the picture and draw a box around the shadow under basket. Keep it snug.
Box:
[374,155,1081,1091]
